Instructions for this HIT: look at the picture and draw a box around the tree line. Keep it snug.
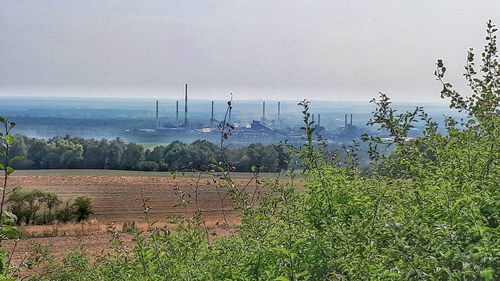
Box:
[7,135,288,172]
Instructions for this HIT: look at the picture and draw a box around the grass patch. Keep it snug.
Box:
[137,142,170,150]
[12,169,296,179]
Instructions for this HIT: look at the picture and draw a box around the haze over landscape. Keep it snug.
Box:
[1,0,499,102]
[0,2,499,280]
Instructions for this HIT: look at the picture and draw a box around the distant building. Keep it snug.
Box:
[249,120,274,132]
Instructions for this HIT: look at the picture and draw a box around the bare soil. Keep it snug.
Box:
[7,174,261,221]
[2,172,293,273]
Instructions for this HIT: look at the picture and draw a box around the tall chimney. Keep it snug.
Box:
[261,101,266,123]
[211,101,214,127]
[312,114,315,123]
[176,101,179,126]
[184,83,188,127]
[277,101,281,127]
[350,114,353,126]
[155,100,159,129]
[318,114,321,126]
[345,114,348,129]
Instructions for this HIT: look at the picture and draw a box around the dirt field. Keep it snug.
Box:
[2,170,294,273]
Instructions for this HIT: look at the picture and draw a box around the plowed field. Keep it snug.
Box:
[3,170,293,271]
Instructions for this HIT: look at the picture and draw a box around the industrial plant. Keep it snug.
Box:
[130,84,369,145]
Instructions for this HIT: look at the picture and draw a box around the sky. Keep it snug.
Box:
[1,0,499,102]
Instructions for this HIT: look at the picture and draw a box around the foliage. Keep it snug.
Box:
[9,190,93,225]
[6,188,93,225]
[9,135,289,172]
[7,187,46,225]
[0,116,20,280]
[11,21,500,281]
[55,202,75,224]
[72,196,93,223]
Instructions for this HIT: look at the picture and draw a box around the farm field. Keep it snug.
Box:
[4,170,297,270]
[136,143,170,150]
[13,169,287,179]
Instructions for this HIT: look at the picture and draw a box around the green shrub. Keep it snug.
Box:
[0,116,21,280]
[72,196,93,222]
[7,189,93,225]
[55,202,74,223]
[137,161,159,171]
[7,188,48,225]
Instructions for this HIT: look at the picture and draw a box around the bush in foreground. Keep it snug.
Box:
[6,21,500,280]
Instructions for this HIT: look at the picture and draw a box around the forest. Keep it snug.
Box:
[7,136,288,172]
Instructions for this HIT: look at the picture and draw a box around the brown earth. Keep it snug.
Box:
[2,173,295,275]
[7,175,257,221]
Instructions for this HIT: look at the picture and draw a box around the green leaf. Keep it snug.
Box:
[481,268,494,281]
[4,228,17,239]
[171,173,176,179]
[3,211,17,223]
[251,166,256,172]
[6,167,13,175]
[273,246,289,256]
[293,238,307,247]
[295,271,309,279]
[274,277,290,281]
[5,136,13,145]
[10,156,24,162]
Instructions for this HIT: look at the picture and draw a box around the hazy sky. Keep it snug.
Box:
[1,1,499,102]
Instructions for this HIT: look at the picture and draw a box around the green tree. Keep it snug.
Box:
[163,141,188,170]
[26,138,47,169]
[41,192,62,224]
[188,140,219,169]
[82,139,108,168]
[107,138,125,169]
[120,143,144,169]
[44,138,83,168]
[72,196,93,222]
[147,145,166,163]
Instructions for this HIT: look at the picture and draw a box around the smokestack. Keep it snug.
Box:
[345,114,348,129]
[155,100,159,129]
[277,101,281,127]
[211,101,214,120]
[211,101,214,127]
[350,114,353,126]
[184,83,188,127]
[318,114,321,126]
[312,114,315,123]
[261,101,266,123]
[176,101,179,126]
